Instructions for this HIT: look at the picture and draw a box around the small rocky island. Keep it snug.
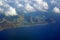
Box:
[0,14,55,31]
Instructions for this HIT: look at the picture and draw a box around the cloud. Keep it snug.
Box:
[51,0,60,8]
[14,0,49,13]
[24,3,36,13]
[32,0,49,12]
[53,7,60,13]
[0,0,18,16]
[17,4,24,8]
[5,7,17,16]
[0,1,3,5]
[24,0,49,12]
[0,0,49,15]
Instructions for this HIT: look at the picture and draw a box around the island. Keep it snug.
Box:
[0,14,55,31]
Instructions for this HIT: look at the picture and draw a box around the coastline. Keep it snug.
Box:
[0,23,48,31]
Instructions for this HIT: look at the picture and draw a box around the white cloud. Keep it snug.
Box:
[5,7,17,16]
[18,4,24,8]
[0,1,3,6]
[42,2,48,10]
[0,0,18,16]
[33,0,49,12]
[0,0,49,15]
[14,0,49,12]
[53,7,60,13]
[24,3,36,12]
[51,0,60,8]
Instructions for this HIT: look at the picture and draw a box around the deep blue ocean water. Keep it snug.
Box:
[0,20,60,40]
[0,13,60,40]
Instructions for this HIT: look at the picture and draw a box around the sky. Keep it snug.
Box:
[0,0,60,16]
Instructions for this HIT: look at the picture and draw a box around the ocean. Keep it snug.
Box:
[0,20,60,40]
[0,13,60,40]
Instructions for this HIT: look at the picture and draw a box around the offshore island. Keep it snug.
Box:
[0,14,55,31]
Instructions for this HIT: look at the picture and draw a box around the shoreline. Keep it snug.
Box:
[0,23,48,31]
